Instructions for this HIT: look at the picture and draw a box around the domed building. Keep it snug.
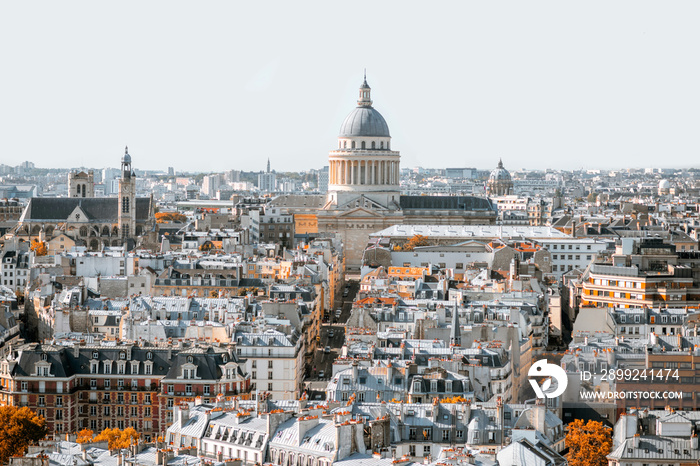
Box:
[658,179,671,196]
[327,76,401,209]
[487,159,514,196]
[313,76,497,270]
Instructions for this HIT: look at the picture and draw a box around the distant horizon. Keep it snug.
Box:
[6,159,699,175]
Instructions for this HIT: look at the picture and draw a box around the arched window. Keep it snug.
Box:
[380,141,384,149]
[102,226,110,236]
[79,226,88,237]
[351,141,355,149]
[135,225,143,236]
[90,239,99,250]
[371,141,375,149]
[343,141,347,148]
[82,184,86,197]
[361,141,366,149]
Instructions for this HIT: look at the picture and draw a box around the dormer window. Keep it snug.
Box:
[187,355,194,364]
[41,353,48,361]
[222,354,228,363]
[119,352,126,360]
[146,352,153,360]
[92,351,99,359]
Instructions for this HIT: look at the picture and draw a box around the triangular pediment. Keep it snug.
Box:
[337,207,385,218]
[68,205,90,222]
[337,195,390,211]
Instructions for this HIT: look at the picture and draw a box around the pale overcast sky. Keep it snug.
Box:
[1,1,699,173]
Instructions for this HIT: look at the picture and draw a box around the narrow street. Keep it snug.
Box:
[304,279,359,399]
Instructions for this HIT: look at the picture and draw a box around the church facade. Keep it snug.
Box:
[15,148,156,250]
[316,77,498,271]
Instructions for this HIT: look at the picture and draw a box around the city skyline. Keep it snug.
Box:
[2,2,700,172]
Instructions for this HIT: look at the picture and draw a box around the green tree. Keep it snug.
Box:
[0,406,48,463]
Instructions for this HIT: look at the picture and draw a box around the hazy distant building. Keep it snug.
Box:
[258,159,277,193]
[226,169,241,183]
[167,166,175,176]
[445,167,477,179]
[317,166,329,192]
[202,174,223,198]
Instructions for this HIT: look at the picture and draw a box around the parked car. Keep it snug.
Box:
[328,329,335,338]
[335,309,342,318]
[324,345,331,353]
[318,370,325,378]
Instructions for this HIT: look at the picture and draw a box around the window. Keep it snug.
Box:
[122,197,130,213]
[442,430,449,441]
[268,361,273,369]
[456,430,463,439]
[56,396,62,407]
[409,445,415,456]
[268,383,273,391]
[131,394,137,404]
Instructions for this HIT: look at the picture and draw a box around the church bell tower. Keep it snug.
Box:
[118,146,136,242]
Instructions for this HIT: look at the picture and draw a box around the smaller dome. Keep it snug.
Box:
[122,146,131,164]
[659,179,670,189]
[489,159,511,181]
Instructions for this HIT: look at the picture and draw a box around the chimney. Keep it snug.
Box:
[533,402,546,434]
[176,404,190,426]
[297,414,320,441]
[352,360,359,380]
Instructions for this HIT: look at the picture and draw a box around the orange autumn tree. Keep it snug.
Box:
[566,419,612,466]
[93,427,140,450]
[30,239,48,256]
[0,406,48,464]
[401,234,429,251]
[155,212,187,223]
[76,428,95,444]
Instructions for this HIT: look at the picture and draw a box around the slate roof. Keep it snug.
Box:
[400,196,497,212]
[608,436,700,462]
[23,197,152,222]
